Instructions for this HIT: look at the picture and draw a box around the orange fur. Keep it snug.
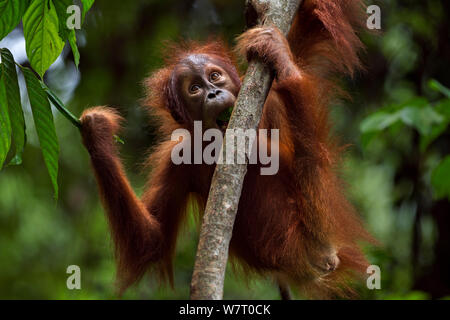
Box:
[80,0,374,298]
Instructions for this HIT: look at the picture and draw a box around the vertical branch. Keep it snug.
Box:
[190,0,302,300]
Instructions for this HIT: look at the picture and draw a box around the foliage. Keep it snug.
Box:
[0,0,449,300]
[22,66,60,199]
[0,0,30,40]
[0,48,24,165]
[361,80,450,201]
[0,0,94,198]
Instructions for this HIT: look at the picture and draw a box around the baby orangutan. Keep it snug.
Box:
[81,0,373,298]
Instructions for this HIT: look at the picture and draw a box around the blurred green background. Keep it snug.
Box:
[0,0,449,299]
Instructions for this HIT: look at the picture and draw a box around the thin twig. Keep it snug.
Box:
[40,81,82,129]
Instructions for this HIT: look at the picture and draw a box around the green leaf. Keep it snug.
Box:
[0,66,11,169]
[53,0,81,67]
[399,105,444,136]
[429,79,450,98]
[359,99,428,134]
[81,0,94,22]
[53,0,73,41]
[360,109,403,147]
[0,48,26,165]
[22,66,59,199]
[360,97,445,148]
[113,134,124,145]
[360,131,378,150]
[435,99,450,120]
[419,99,450,151]
[360,111,402,133]
[431,156,450,201]
[420,123,447,152]
[23,0,65,78]
[0,0,30,41]
[68,29,79,67]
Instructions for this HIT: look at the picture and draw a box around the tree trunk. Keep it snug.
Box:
[190,0,302,300]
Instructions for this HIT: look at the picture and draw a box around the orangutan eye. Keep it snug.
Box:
[210,72,221,82]
[190,84,201,93]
